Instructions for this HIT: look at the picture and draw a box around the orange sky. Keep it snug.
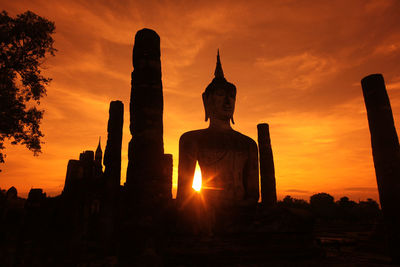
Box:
[1,0,400,202]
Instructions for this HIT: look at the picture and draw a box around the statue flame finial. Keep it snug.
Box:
[214,49,224,79]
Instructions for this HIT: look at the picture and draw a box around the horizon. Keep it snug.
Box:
[1,0,400,201]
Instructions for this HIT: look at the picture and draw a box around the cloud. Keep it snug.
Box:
[285,189,310,193]
[344,187,378,192]
[255,53,338,91]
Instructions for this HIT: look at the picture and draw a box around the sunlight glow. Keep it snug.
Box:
[192,161,202,192]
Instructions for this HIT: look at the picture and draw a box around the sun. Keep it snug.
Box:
[192,161,202,192]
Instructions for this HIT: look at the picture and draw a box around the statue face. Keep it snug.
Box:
[208,87,236,121]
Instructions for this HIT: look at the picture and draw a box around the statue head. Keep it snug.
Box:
[202,50,236,124]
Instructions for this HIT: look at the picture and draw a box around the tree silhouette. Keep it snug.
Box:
[337,196,356,208]
[336,196,357,220]
[310,192,336,219]
[0,10,56,168]
[358,198,380,220]
[280,195,310,209]
[310,193,334,206]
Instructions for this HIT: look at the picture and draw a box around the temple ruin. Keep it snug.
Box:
[2,28,362,266]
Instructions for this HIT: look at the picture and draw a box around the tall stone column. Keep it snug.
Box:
[119,30,170,264]
[361,74,400,262]
[100,101,124,252]
[162,154,173,200]
[126,28,165,203]
[257,123,277,207]
[103,100,124,189]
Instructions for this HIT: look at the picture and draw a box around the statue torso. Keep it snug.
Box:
[181,128,256,205]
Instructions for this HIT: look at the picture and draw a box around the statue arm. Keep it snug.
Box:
[244,140,260,204]
[176,133,197,207]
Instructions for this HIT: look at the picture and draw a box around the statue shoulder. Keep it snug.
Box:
[232,130,258,149]
[179,129,207,144]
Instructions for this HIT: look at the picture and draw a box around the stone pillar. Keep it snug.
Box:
[81,150,95,180]
[63,160,84,195]
[162,154,173,200]
[103,100,124,189]
[257,123,277,207]
[361,73,400,262]
[126,28,165,203]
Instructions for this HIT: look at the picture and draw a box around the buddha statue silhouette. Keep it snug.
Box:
[177,51,259,233]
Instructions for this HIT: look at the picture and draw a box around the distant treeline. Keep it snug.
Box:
[278,193,381,221]
[0,186,381,223]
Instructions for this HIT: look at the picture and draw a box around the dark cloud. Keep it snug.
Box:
[344,187,378,192]
[285,189,310,193]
